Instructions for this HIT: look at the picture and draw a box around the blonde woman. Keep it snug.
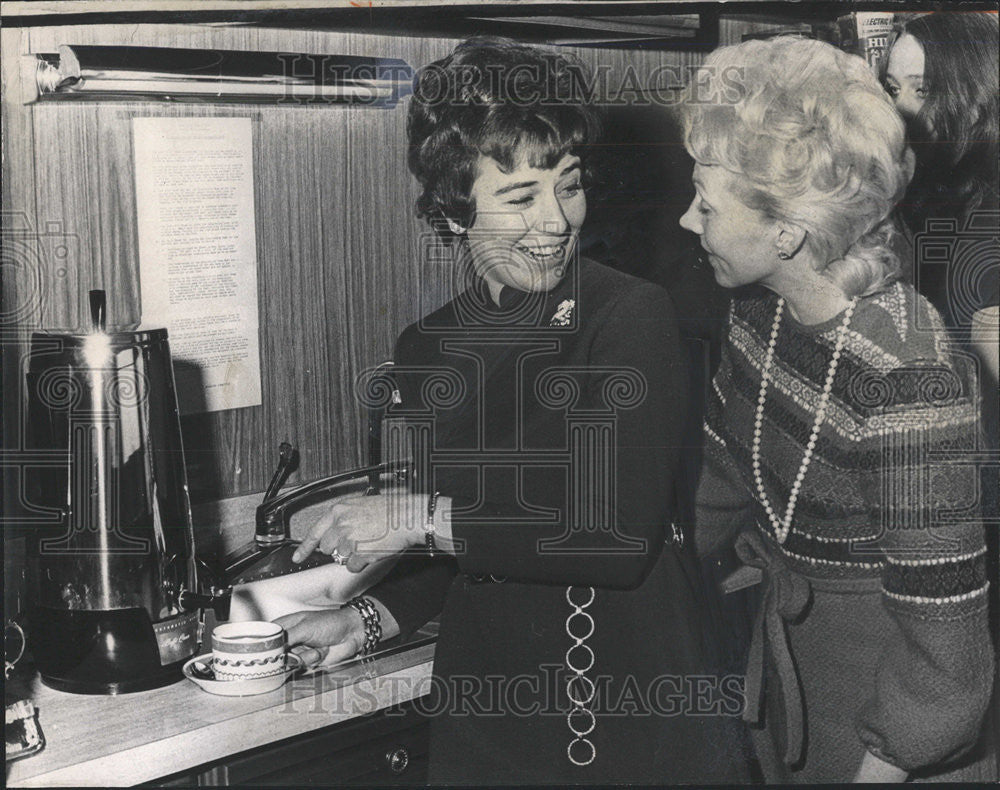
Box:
[684,37,995,783]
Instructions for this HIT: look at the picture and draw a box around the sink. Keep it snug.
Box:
[191,443,412,624]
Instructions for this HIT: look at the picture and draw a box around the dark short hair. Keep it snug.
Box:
[406,37,602,238]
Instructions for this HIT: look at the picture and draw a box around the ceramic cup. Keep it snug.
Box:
[211,621,286,681]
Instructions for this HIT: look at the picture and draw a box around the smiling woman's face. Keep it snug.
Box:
[464,152,586,302]
[885,34,927,120]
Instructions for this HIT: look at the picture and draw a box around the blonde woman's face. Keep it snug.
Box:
[885,34,927,119]
[679,164,783,290]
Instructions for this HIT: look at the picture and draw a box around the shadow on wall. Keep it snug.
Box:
[175,359,223,558]
[583,106,756,691]
[583,102,729,518]
[582,103,729,342]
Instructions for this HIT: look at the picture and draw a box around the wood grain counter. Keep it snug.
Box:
[6,632,435,787]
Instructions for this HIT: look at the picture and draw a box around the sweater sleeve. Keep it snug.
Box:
[855,358,994,771]
[446,283,687,589]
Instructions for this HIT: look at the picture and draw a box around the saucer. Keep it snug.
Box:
[183,652,303,696]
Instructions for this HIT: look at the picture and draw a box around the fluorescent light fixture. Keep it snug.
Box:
[35,45,413,106]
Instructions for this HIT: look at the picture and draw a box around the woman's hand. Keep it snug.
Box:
[291,492,428,571]
[274,608,364,667]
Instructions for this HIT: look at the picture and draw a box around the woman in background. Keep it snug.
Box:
[883,11,999,346]
[686,36,995,783]
[885,8,1000,667]
[280,37,747,785]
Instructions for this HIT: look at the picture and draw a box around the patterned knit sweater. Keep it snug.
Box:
[696,281,993,772]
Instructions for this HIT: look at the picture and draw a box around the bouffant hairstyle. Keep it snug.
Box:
[406,37,601,239]
[893,12,999,228]
[683,37,914,298]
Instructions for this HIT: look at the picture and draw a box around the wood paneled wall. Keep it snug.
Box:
[4,22,714,505]
[4,17,793,508]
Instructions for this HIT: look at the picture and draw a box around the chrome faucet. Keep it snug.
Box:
[220,362,407,586]
[178,363,409,620]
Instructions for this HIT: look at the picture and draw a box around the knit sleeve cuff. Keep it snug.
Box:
[855,587,993,772]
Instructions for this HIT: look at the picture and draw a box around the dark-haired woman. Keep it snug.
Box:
[884,11,999,340]
[886,11,1000,688]
[277,38,747,784]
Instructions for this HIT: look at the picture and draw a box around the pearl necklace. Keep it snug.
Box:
[751,296,858,544]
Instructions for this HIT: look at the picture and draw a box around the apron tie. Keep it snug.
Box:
[734,529,811,767]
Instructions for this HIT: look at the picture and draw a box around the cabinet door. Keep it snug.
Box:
[150,700,430,786]
[248,713,429,786]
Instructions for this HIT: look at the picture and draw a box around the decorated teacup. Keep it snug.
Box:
[211,621,286,681]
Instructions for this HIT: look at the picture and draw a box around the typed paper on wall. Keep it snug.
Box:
[134,116,262,414]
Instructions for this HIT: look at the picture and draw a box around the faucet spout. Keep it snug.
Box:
[253,460,409,544]
[223,367,406,590]
[221,459,410,588]
[253,443,299,545]
[263,442,299,504]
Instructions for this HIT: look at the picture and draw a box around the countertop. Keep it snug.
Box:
[7,486,435,787]
[6,630,435,787]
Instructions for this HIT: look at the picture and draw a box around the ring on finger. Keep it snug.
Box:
[331,548,348,565]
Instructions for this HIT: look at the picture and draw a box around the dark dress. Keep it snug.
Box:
[371,257,749,784]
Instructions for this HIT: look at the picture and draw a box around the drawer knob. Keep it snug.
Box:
[385,745,410,774]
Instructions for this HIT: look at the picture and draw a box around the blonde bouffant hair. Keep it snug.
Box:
[683,37,914,297]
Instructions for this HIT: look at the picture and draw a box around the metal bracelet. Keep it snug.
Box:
[425,490,440,557]
[345,596,382,656]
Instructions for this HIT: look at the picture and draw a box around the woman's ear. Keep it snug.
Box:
[446,218,467,235]
[776,224,807,260]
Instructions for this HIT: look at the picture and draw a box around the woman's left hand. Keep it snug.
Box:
[274,608,365,667]
[291,492,426,571]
